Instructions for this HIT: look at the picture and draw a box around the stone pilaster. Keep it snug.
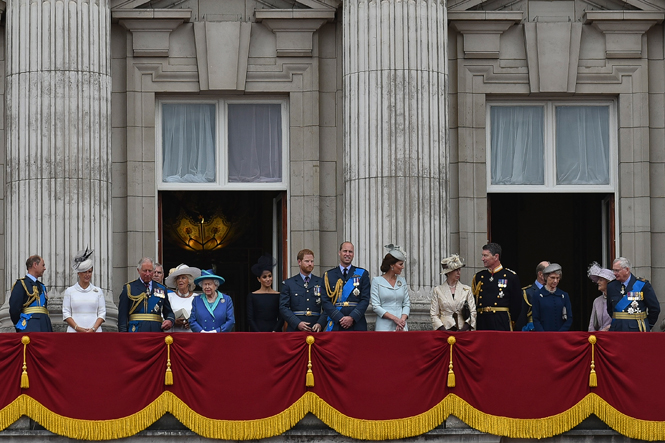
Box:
[0,0,115,331]
[343,0,449,328]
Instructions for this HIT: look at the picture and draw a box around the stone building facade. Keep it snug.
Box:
[0,0,663,333]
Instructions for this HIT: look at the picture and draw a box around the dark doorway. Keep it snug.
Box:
[489,193,614,331]
[158,190,286,331]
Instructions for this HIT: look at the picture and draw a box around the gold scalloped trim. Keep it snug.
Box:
[1,392,665,441]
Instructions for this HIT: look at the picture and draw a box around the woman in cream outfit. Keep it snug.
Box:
[430,254,476,331]
[63,248,106,333]
[371,245,410,331]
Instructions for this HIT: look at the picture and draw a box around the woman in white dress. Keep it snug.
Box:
[430,255,476,331]
[165,264,201,332]
[63,248,106,333]
[371,245,410,331]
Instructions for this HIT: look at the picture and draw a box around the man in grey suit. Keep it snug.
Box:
[321,242,371,331]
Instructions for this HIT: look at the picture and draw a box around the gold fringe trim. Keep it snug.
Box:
[2,392,665,440]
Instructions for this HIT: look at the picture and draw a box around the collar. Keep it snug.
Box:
[619,274,632,285]
[489,265,503,274]
[26,273,37,282]
[339,265,351,273]
[535,280,544,289]
[300,273,311,281]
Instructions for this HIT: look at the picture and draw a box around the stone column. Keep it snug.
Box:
[343,0,448,328]
[0,0,115,331]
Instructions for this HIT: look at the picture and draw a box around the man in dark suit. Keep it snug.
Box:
[515,260,549,331]
[118,257,174,332]
[9,255,52,332]
[279,249,326,332]
[607,257,660,332]
[321,241,371,331]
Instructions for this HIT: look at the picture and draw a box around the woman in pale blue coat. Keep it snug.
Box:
[189,270,235,333]
[371,245,410,331]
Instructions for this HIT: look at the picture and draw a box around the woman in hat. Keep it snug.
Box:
[371,245,410,331]
[247,254,282,332]
[430,255,476,331]
[165,264,201,332]
[587,262,614,332]
[190,270,235,333]
[63,248,106,332]
[531,263,573,331]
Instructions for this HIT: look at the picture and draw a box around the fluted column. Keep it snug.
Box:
[344,0,448,325]
[0,0,115,331]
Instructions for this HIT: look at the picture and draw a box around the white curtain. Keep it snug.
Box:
[228,104,282,183]
[556,106,610,185]
[162,103,216,183]
[490,106,545,185]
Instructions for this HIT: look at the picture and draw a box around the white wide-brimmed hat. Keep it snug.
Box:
[165,264,202,289]
[587,261,615,283]
[440,254,465,275]
[72,247,94,273]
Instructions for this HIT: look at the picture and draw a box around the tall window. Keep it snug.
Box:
[157,99,288,190]
[487,101,615,192]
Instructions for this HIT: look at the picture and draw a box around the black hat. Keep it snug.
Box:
[251,254,276,277]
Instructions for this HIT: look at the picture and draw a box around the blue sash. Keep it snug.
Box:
[326,269,365,331]
[129,288,163,333]
[16,281,46,331]
[615,279,645,312]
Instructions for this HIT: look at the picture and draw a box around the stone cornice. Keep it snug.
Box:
[255,9,335,57]
[584,10,664,58]
[449,12,523,59]
[114,9,192,57]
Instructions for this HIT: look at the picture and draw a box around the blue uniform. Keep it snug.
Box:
[189,293,235,332]
[9,277,52,332]
[532,287,572,331]
[606,274,659,332]
[515,281,540,331]
[118,279,175,332]
[321,265,371,331]
[279,273,326,331]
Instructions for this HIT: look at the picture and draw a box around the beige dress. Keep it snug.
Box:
[430,282,476,330]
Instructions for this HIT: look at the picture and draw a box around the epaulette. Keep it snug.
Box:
[522,284,531,290]
[505,268,517,274]
[638,277,649,282]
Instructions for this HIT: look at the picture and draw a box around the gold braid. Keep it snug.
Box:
[126,283,149,315]
[324,272,344,305]
[20,279,40,307]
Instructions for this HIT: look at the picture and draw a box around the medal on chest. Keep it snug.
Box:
[352,277,360,296]
[497,279,507,298]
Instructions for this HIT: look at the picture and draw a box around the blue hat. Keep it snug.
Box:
[194,269,225,286]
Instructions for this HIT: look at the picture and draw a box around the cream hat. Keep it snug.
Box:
[165,264,202,289]
[440,254,465,275]
[72,247,94,273]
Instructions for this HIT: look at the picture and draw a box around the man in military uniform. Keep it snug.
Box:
[9,255,52,332]
[471,243,521,331]
[321,242,371,331]
[118,257,174,332]
[279,249,326,332]
[515,261,549,331]
[606,257,660,332]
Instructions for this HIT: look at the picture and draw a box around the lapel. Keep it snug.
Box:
[294,274,306,289]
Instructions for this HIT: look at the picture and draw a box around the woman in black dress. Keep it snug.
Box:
[247,255,282,332]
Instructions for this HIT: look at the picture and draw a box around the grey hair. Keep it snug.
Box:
[200,278,220,289]
[137,257,154,270]
[613,257,631,270]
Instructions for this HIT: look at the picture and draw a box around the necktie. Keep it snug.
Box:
[144,280,150,293]
[304,276,310,287]
[343,268,348,280]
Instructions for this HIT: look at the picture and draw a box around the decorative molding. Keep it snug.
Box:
[256,9,335,57]
[133,62,199,83]
[115,9,192,57]
[465,64,529,84]
[246,63,312,82]
[584,11,663,58]
[449,12,523,59]
[194,22,251,91]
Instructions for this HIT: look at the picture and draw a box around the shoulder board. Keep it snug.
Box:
[638,277,649,282]
[505,268,517,274]
[124,281,134,286]
[522,285,531,290]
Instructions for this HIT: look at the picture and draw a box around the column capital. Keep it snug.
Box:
[115,9,192,57]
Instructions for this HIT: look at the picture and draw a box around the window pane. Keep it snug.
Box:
[228,104,282,183]
[556,106,610,185]
[490,106,545,185]
[162,103,216,183]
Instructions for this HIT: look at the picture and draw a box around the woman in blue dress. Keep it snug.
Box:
[532,263,572,331]
[190,270,235,333]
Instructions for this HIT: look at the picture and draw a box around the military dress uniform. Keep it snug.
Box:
[118,279,175,332]
[515,282,540,331]
[279,273,326,331]
[321,265,371,331]
[606,274,660,332]
[472,265,521,331]
[9,276,52,332]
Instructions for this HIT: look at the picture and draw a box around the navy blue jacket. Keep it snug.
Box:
[321,265,371,331]
[279,273,326,331]
[606,274,659,331]
[118,279,174,332]
[532,287,572,331]
[9,277,53,332]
